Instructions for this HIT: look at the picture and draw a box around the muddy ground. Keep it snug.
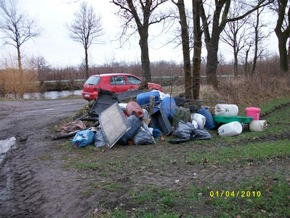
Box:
[0,99,289,217]
[0,99,86,217]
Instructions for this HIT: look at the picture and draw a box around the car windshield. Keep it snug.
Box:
[85,76,100,85]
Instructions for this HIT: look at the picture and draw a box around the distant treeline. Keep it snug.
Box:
[0,58,278,96]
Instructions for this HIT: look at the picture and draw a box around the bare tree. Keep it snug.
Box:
[248,7,270,75]
[273,0,290,72]
[0,0,41,88]
[220,2,250,77]
[172,0,192,99]
[67,2,104,79]
[112,0,171,83]
[28,56,50,81]
[200,0,272,89]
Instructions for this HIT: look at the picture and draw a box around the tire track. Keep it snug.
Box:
[0,142,45,218]
[0,99,86,217]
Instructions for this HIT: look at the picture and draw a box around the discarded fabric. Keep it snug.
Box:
[58,120,86,134]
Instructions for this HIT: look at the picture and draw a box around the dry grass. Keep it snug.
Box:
[0,68,38,98]
[163,74,290,108]
[218,74,290,106]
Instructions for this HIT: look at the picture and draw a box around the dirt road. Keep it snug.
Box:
[0,99,86,217]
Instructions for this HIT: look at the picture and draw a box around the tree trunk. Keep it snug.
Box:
[139,26,151,83]
[192,0,202,100]
[277,35,289,72]
[176,0,192,99]
[288,40,290,64]
[274,0,290,73]
[85,47,89,79]
[205,41,219,89]
[17,45,24,97]
[233,53,238,77]
[192,39,202,99]
[250,9,260,76]
[17,46,23,81]
[244,47,250,76]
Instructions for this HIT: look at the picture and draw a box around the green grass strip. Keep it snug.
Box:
[190,139,290,165]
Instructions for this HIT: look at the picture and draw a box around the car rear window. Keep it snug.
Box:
[127,76,141,85]
[85,76,100,85]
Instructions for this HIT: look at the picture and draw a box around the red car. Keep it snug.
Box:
[82,73,163,101]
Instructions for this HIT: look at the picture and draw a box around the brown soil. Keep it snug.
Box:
[0,99,86,217]
[0,99,289,217]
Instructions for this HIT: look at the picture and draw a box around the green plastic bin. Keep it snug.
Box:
[213,116,253,124]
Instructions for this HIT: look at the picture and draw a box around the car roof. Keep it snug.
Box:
[90,73,139,77]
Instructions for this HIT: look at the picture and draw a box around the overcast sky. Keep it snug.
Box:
[0,0,279,68]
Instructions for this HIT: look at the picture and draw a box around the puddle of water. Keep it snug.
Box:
[0,137,16,165]
[23,90,82,100]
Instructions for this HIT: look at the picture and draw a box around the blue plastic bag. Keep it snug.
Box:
[72,129,94,148]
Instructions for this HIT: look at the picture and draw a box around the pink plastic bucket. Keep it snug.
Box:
[246,107,261,120]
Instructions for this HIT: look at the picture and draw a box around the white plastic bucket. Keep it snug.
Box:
[249,120,267,132]
[215,104,239,116]
[218,121,243,137]
[191,113,206,129]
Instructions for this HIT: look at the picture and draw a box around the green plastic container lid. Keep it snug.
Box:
[213,116,253,124]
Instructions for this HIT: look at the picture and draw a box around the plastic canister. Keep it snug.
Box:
[215,104,239,116]
[160,96,177,118]
[246,107,261,120]
[249,120,267,132]
[191,113,206,129]
[125,101,143,118]
[197,107,216,130]
[218,121,243,137]
[136,91,160,106]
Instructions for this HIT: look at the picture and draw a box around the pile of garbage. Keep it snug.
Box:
[53,90,267,148]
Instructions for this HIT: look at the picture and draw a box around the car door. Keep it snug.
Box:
[109,75,128,93]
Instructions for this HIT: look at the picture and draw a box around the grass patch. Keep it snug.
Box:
[206,175,290,217]
[260,97,290,116]
[130,191,154,204]
[81,182,99,197]
[103,182,123,191]
[190,139,289,165]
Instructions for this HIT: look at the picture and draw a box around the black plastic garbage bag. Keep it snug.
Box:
[191,129,212,140]
[133,124,155,145]
[94,130,107,147]
[172,121,195,140]
[118,115,142,145]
